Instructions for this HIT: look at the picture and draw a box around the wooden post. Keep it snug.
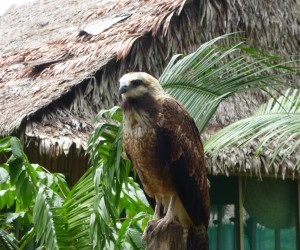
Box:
[143,220,184,250]
[217,206,222,250]
[275,229,280,250]
[237,176,244,250]
[297,179,300,250]
[250,219,257,250]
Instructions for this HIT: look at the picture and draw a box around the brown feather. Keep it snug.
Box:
[120,72,210,248]
[157,97,210,228]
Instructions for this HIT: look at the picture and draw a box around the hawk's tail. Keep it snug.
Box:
[187,223,209,250]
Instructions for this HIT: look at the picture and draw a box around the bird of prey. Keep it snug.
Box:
[119,72,210,249]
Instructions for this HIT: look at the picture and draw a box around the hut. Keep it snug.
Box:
[0,0,299,248]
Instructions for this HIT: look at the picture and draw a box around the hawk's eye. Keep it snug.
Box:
[131,79,143,87]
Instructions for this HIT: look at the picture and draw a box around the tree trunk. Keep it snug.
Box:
[143,219,184,250]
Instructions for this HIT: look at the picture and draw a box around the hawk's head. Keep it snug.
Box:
[118,72,163,101]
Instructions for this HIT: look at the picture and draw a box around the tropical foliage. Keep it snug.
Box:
[0,112,151,250]
[0,108,151,249]
[205,88,300,168]
[0,34,298,249]
[159,34,296,132]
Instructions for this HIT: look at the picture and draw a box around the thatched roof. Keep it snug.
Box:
[0,0,299,179]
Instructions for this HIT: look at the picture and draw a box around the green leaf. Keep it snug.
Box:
[19,227,35,250]
[54,173,70,197]
[19,175,34,207]
[128,227,144,249]
[10,137,24,159]
[8,157,23,185]
[5,189,15,208]
[0,193,6,209]
[6,138,37,208]
[0,137,11,154]
[117,219,130,246]
[0,167,9,184]
[2,212,25,224]
[10,165,34,208]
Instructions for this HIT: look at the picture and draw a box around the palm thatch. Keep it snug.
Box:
[0,0,299,181]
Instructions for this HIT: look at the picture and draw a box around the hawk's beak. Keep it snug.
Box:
[118,85,128,100]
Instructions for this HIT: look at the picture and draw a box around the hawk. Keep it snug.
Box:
[119,72,210,249]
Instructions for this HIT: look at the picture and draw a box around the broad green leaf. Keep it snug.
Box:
[8,157,23,185]
[5,189,15,208]
[0,167,9,184]
[20,178,34,207]
[0,194,6,209]
[10,137,24,159]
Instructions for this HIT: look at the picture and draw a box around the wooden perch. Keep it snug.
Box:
[143,219,184,250]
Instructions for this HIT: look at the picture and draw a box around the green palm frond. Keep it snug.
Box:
[63,168,98,249]
[205,89,300,168]
[159,33,297,132]
[88,107,126,249]
[0,228,19,250]
[87,106,151,249]
[33,185,74,250]
[7,137,37,208]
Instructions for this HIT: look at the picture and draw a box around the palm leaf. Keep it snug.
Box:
[159,33,297,132]
[63,168,97,249]
[87,106,151,249]
[33,185,74,250]
[0,228,19,250]
[7,137,37,208]
[205,88,300,169]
